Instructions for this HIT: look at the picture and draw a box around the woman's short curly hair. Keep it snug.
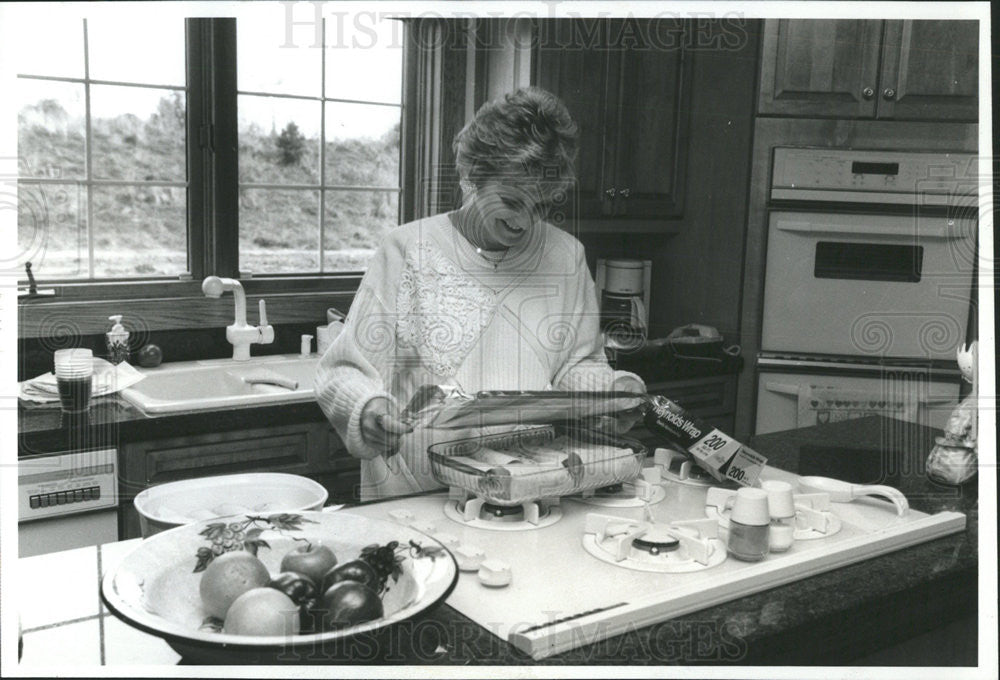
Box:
[452,87,579,192]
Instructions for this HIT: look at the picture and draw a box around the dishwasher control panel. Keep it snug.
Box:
[18,448,118,521]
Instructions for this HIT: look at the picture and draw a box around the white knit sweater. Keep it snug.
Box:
[315,212,644,499]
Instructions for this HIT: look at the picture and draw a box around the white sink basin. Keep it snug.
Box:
[121,354,320,414]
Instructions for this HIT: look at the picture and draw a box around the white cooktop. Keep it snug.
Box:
[346,466,965,660]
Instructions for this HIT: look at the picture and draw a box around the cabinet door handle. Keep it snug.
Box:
[861,86,875,100]
[619,188,631,198]
[882,87,896,100]
[605,187,617,199]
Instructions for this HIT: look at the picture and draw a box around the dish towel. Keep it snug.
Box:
[18,358,146,403]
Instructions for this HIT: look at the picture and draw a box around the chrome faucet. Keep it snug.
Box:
[201,276,274,361]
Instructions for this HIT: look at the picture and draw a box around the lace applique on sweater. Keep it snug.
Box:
[396,241,499,377]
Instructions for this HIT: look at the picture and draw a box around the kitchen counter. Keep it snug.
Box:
[14,416,980,668]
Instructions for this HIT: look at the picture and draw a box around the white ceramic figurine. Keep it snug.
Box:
[926,341,978,485]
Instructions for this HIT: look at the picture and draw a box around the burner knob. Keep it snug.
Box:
[478,559,512,587]
[388,509,415,523]
[454,544,487,572]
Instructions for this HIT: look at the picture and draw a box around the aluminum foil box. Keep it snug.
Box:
[642,395,767,486]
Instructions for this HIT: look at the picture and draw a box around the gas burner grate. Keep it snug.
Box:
[570,469,666,507]
[654,447,728,488]
[582,512,727,573]
[443,488,563,531]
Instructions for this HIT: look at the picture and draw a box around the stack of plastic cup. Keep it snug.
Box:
[53,348,94,413]
[762,480,796,552]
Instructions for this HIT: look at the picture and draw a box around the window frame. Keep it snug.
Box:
[18,17,417,337]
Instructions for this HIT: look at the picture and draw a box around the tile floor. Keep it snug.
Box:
[17,539,182,668]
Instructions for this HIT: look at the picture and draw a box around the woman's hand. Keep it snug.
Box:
[360,397,414,455]
[584,375,646,436]
[583,407,643,437]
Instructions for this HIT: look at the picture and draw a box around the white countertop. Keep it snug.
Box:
[16,538,183,669]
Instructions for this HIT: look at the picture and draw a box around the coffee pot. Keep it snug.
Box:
[596,259,651,351]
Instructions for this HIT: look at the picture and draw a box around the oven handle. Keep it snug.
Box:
[776,220,965,240]
[765,381,958,408]
[763,381,800,397]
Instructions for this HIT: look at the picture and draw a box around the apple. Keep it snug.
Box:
[321,559,379,593]
[320,581,383,630]
[268,571,318,605]
[279,542,337,584]
[137,343,163,368]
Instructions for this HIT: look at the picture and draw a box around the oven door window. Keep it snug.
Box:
[814,242,923,283]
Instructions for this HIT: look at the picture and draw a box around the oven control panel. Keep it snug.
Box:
[771,148,978,205]
[18,448,118,521]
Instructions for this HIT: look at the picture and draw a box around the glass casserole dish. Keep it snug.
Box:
[428,424,647,505]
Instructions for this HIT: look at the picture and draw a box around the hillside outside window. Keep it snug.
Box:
[15,9,404,286]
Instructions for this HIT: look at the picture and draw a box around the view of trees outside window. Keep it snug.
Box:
[236,9,403,274]
[16,17,187,280]
[15,7,403,280]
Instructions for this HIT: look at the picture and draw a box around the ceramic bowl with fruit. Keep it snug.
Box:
[100,510,458,663]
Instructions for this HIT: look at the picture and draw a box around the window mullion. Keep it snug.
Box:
[212,19,239,279]
[185,18,209,280]
[400,20,418,223]
[83,18,95,279]
[319,18,327,274]
[187,18,239,280]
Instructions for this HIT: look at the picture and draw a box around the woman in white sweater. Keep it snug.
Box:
[315,87,644,500]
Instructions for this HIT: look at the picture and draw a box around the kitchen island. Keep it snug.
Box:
[14,416,979,668]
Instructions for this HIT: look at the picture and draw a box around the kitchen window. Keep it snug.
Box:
[16,17,188,280]
[15,9,406,305]
[236,10,403,275]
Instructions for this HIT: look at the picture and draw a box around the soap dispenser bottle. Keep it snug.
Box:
[106,315,130,364]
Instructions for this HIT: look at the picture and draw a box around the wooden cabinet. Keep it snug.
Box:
[878,21,979,121]
[758,20,882,118]
[535,19,692,222]
[759,19,978,121]
[119,422,361,538]
[325,432,363,505]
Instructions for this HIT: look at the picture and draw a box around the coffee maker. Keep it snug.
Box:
[595,259,651,351]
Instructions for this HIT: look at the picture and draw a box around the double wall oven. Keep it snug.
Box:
[753,147,978,435]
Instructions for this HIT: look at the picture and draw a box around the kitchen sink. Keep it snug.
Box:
[120,354,320,414]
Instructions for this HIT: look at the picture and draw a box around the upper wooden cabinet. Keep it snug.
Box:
[879,21,979,121]
[758,20,882,118]
[758,19,978,121]
[534,19,692,221]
